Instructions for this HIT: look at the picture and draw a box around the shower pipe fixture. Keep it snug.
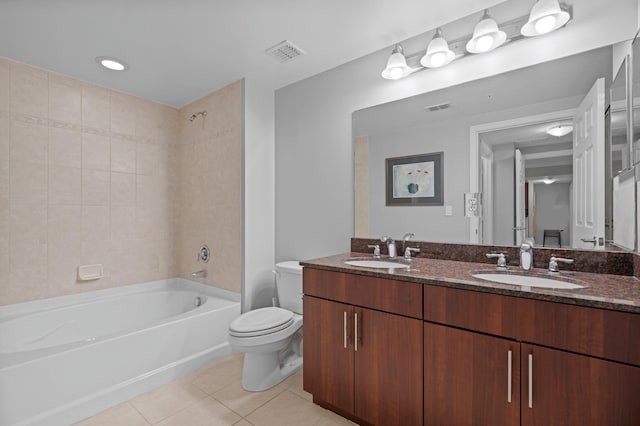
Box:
[189,110,207,122]
[381,0,572,80]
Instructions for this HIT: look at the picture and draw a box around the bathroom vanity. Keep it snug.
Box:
[301,252,640,426]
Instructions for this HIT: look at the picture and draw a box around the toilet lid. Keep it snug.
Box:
[229,307,294,337]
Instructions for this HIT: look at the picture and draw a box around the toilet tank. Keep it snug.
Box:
[275,261,303,314]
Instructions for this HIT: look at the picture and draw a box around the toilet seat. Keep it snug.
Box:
[229,307,294,337]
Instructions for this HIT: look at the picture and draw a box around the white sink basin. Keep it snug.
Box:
[472,273,585,289]
[344,260,409,269]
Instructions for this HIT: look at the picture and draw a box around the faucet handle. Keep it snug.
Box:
[486,252,508,270]
[404,246,420,261]
[367,244,381,258]
[549,255,573,273]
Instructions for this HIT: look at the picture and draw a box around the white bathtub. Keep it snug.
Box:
[0,279,240,426]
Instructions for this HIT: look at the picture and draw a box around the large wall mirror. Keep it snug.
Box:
[633,30,640,165]
[353,45,636,251]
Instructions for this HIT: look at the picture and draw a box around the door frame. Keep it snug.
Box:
[468,108,576,243]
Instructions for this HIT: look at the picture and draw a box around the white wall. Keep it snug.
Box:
[493,144,515,246]
[243,79,276,311]
[535,182,571,247]
[275,0,637,261]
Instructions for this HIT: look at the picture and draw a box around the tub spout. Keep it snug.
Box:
[191,269,207,279]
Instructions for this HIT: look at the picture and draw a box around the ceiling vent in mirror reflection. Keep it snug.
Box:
[265,40,307,63]
[424,102,451,112]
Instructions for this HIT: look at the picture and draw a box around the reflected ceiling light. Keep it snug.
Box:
[543,177,556,184]
[381,44,412,80]
[546,124,573,137]
[95,56,129,71]
[466,10,507,53]
[521,0,570,37]
[420,28,455,68]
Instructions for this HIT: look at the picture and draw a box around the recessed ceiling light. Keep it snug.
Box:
[95,56,129,71]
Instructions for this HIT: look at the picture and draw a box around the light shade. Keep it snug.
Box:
[546,124,573,137]
[466,10,507,53]
[95,56,129,71]
[521,0,570,37]
[420,28,455,68]
[381,44,412,80]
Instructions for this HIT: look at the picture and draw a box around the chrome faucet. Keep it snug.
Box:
[402,232,414,252]
[368,244,381,258]
[520,243,533,271]
[404,246,420,261]
[486,252,508,270]
[548,256,573,273]
[190,269,207,279]
[380,236,397,258]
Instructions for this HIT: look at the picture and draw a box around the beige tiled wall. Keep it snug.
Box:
[0,58,182,305]
[177,81,243,294]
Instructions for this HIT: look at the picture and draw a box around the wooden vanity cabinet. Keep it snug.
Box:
[303,268,423,426]
[424,322,521,426]
[424,285,640,425]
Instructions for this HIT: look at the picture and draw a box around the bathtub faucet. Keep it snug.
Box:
[190,269,207,279]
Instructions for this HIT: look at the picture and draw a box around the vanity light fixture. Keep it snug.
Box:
[420,28,455,68]
[381,2,571,80]
[466,9,507,53]
[546,124,573,137]
[521,0,570,37]
[381,44,413,80]
[95,56,129,71]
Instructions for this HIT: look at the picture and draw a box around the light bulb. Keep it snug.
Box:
[535,15,556,34]
[430,52,446,68]
[389,67,403,80]
[475,35,494,52]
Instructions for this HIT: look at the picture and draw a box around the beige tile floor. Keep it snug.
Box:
[75,353,356,426]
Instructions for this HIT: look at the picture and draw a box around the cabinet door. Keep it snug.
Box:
[424,322,520,426]
[521,344,640,426]
[302,296,354,414]
[355,307,423,426]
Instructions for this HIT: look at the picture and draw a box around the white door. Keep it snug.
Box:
[514,149,526,245]
[572,78,605,250]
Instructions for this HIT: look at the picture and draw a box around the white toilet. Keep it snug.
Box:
[228,261,303,391]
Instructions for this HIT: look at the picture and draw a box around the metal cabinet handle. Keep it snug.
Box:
[354,312,359,351]
[507,350,512,403]
[343,311,348,349]
[528,353,533,409]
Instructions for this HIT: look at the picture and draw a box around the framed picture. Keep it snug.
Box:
[386,152,443,206]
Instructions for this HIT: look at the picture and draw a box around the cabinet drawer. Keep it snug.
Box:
[518,298,640,367]
[424,284,640,367]
[424,284,520,339]
[303,268,422,319]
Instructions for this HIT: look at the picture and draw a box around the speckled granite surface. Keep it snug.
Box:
[351,238,636,276]
[301,252,640,314]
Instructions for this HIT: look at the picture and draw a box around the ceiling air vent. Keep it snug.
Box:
[424,102,451,112]
[265,40,306,63]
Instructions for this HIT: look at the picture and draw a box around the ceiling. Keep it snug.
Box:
[0,0,505,108]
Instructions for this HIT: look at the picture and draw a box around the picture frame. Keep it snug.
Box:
[385,152,443,206]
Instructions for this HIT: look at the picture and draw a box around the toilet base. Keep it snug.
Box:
[241,350,303,391]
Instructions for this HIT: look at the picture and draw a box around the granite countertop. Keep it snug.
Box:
[300,252,640,314]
